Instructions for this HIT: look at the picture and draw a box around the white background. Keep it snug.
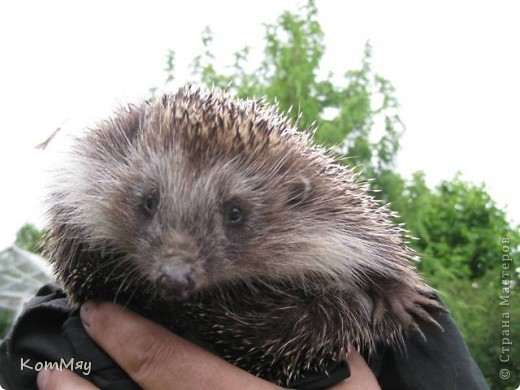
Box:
[1,0,519,249]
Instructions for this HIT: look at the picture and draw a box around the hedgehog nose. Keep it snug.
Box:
[156,264,196,300]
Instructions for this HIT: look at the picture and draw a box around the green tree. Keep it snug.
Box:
[387,173,520,388]
[15,223,45,254]
[189,1,403,179]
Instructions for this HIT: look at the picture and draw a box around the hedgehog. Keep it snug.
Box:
[44,86,445,386]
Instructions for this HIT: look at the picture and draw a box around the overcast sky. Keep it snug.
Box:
[0,0,518,249]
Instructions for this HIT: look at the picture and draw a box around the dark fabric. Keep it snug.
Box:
[0,284,488,390]
[368,311,489,390]
[0,284,138,390]
[288,360,350,390]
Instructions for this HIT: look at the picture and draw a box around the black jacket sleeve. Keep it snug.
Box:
[0,284,138,390]
[369,309,489,389]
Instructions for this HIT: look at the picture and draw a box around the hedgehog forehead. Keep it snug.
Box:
[73,88,323,213]
[144,90,304,159]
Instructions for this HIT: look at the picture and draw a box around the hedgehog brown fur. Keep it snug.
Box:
[44,86,445,386]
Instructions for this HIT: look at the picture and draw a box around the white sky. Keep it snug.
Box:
[0,0,519,250]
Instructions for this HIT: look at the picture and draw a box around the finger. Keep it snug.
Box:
[329,351,381,390]
[37,369,98,390]
[344,351,381,390]
[80,301,278,390]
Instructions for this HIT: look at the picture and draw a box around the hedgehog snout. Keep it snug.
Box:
[156,263,196,300]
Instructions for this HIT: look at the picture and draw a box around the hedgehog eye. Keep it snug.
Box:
[223,201,244,226]
[228,206,242,222]
[141,191,160,217]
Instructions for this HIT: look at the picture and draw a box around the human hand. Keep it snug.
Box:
[36,302,379,389]
[36,301,278,390]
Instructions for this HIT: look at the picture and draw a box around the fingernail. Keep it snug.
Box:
[80,301,98,327]
[37,369,52,389]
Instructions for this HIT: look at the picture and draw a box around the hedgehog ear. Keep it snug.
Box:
[285,176,312,207]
